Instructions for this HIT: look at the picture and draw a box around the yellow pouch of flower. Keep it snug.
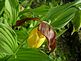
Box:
[27,27,46,48]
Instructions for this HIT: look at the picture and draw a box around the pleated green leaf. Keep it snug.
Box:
[0,23,18,58]
[46,3,78,29]
[5,0,19,25]
[8,48,52,61]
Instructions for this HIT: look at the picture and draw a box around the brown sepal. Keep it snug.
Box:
[15,18,40,26]
[38,22,56,52]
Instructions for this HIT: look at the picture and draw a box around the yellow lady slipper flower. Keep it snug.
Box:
[27,27,46,48]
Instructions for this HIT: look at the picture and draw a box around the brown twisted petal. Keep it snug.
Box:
[16,18,40,26]
[38,22,56,52]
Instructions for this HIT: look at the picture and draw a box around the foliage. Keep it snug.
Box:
[0,0,81,61]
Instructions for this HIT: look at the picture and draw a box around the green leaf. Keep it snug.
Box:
[0,0,5,16]
[0,23,18,58]
[74,0,81,6]
[5,0,19,25]
[0,53,6,59]
[0,0,5,11]
[8,48,52,61]
[46,3,74,20]
[46,3,78,29]
[32,5,49,16]
[18,9,31,18]
[80,11,81,27]
[15,27,28,43]
[19,5,49,18]
[72,10,80,32]
[51,7,77,29]
[56,28,67,38]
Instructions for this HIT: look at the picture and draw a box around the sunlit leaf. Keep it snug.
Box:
[46,2,74,20]
[46,3,78,29]
[5,0,19,25]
